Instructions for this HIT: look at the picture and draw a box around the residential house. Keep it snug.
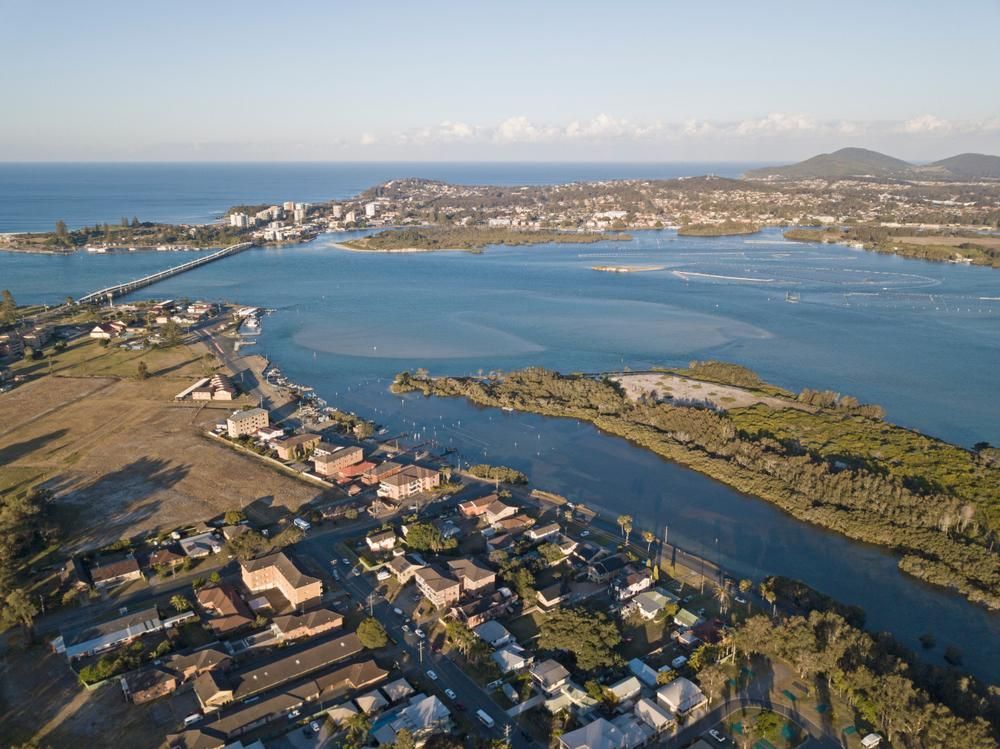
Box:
[148,546,185,572]
[89,557,142,588]
[493,643,533,674]
[377,464,440,501]
[165,647,231,683]
[628,658,660,688]
[559,718,626,749]
[530,659,571,695]
[634,697,675,733]
[536,582,567,609]
[197,583,253,636]
[473,620,512,648]
[483,499,518,526]
[611,567,652,601]
[241,551,322,608]
[388,554,424,585]
[274,433,321,461]
[457,494,498,519]
[657,677,707,716]
[414,566,461,609]
[673,608,702,628]
[180,531,222,558]
[89,323,120,340]
[527,523,561,542]
[176,659,386,748]
[193,633,364,709]
[312,445,364,477]
[608,675,642,703]
[382,678,416,704]
[610,714,654,749]
[227,408,269,438]
[371,693,451,746]
[362,461,403,486]
[124,668,178,704]
[366,529,397,553]
[447,558,496,596]
[54,606,162,659]
[448,589,517,628]
[271,608,343,641]
[355,689,389,715]
[588,555,628,583]
[492,515,535,534]
[632,589,673,620]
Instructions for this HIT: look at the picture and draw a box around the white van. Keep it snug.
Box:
[183,713,203,727]
[293,517,311,531]
[476,709,495,728]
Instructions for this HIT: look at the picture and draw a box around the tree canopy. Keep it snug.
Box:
[538,607,621,672]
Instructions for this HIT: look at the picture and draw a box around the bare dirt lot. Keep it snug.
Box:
[0,336,326,550]
[0,641,190,749]
[611,372,815,412]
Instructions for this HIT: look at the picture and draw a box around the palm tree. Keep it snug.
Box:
[714,584,731,616]
[170,594,191,612]
[617,514,633,544]
[641,530,656,555]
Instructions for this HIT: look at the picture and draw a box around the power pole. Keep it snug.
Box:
[417,640,424,663]
[367,591,375,616]
[503,723,512,745]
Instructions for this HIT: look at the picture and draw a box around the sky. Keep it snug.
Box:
[2,0,999,162]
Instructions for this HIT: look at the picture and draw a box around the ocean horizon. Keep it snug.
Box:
[0,161,766,233]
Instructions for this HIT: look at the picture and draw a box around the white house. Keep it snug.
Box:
[474,620,512,648]
[656,677,707,716]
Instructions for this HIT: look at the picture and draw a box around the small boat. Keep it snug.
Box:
[785,292,800,304]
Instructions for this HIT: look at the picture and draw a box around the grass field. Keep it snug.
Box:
[1,336,327,550]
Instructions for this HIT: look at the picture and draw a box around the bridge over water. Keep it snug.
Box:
[77,241,254,304]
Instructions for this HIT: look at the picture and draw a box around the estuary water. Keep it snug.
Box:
[2,171,999,681]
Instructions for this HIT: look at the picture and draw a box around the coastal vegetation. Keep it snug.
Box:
[466,463,528,485]
[2,218,246,253]
[339,226,630,252]
[677,220,761,236]
[785,226,1000,268]
[391,367,1000,608]
[731,611,998,747]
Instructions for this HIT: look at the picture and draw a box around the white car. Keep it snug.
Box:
[393,607,404,616]
[735,595,747,604]
[426,669,438,681]
[414,627,426,639]
[287,709,301,720]
[402,624,411,634]
[376,570,391,581]
[342,558,350,565]
[310,721,321,733]
[444,688,457,700]
[580,530,590,537]
[330,558,339,565]
[709,729,727,743]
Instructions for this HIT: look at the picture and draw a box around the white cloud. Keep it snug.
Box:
[901,114,952,134]
[362,113,1000,154]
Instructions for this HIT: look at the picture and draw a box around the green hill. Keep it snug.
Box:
[745,147,1000,181]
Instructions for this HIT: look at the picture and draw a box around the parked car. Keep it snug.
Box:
[426,669,438,681]
[735,595,747,604]
[415,627,426,639]
[393,607,404,616]
[310,721,321,734]
[376,569,391,581]
[287,709,301,720]
[580,530,590,537]
[709,730,727,743]
[342,558,350,565]
[444,688,457,700]
[402,624,410,634]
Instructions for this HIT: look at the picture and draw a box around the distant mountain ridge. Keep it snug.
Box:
[745,147,1000,180]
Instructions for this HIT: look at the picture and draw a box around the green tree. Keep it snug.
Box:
[0,289,17,325]
[357,617,388,649]
[404,522,456,552]
[617,514,633,544]
[641,530,655,554]
[170,594,191,612]
[2,588,39,639]
[161,320,183,347]
[393,729,416,749]
[538,607,621,671]
[55,220,68,240]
